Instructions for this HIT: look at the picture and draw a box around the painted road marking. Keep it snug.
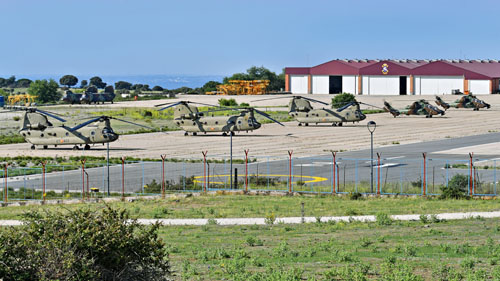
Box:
[193,174,328,185]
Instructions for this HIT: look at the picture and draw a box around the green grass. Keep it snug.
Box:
[0,195,498,220]
[160,217,500,280]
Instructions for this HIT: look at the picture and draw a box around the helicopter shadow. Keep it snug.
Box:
[40,147,144,151]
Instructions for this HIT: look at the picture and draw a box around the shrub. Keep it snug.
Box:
[0,207,170,280]
[331,92,356,108]
[218,98,238,107]
[440,174,469,199]
[376,212,393,226]
[349,192,363,200]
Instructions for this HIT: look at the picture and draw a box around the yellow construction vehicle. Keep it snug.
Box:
[7,94,37,106]
[211,80,270,95]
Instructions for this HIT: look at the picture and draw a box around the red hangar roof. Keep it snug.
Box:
[285,59,500,79]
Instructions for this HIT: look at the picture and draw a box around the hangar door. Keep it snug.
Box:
[312,75,329,94]
[362,76,400,95]
[290,75,308,94]
[416,76,463,95]
[469,80,490,94]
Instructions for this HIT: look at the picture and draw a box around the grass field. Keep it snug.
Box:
[0,194,498,220]
[161,217,500,280]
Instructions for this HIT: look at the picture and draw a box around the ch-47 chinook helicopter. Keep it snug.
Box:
[2,106,152,150]
[383,99,445,118]
[155,101,284,136]
[435,95,491,111]
[253,96,371,126]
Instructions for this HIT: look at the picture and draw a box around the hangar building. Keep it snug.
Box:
[285,59,500,95]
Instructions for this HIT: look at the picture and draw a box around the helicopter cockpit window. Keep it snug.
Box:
[40,134,44,137]
[238,120,242,124]
[65,132,69,136]
[91,131,95,136]
[22,133,25,137]
[215,121,218,125]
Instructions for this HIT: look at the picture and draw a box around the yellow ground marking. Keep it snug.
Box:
[193,174,328,185]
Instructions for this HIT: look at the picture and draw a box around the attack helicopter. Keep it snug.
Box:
[383,99,445,118]
[155,101,284,136]
[2,106,152,150]
[435,95,491,111]
[253,96,372,126]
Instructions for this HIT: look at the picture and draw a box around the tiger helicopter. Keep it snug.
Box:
[435,95,491,111]
[252,96,373,126]
[2,106,152,150]
[383,99,445,118]
[155,101,284,136]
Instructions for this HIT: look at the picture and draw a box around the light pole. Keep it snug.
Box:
[228,121,235,189]
[367,121,376,193]
[106,142,110,196]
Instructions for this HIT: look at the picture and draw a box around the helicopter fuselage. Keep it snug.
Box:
[20,124,118,146]
[290,107,365,124]
[174,114,261,133]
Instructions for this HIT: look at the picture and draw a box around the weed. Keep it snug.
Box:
[206,218,218,225]
[265,213,276,225]
[461,257,477,270]
[419,214,429,224]
[376,212,393,226]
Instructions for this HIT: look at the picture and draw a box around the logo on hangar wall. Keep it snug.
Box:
[381,63,389,75]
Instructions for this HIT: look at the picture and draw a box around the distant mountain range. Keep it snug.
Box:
[5,74,225,89]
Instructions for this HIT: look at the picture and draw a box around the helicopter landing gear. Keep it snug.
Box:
[31,145,35,150]
[305,123,309,126]
[84,144,90,150]
[222,132,227,136]
[192,132,197,136]
[332,123,336,127]
[184,132,189,136]
[72,145,79,150]
[43,145,48,150]
[298,123,302,126]
[338,122,343,127]
[230,131,235,136]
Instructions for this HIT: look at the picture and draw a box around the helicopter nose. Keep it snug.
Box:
[359,111,366,120]
[254,122,261,129]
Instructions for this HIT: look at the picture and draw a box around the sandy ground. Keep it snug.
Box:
[1,94,499,159]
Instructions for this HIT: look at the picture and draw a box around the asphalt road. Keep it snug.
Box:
[5,132,500,196]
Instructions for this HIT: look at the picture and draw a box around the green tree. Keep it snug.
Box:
[201,80,221,93]
[28,79,61,103]
[115,81,132,90]
[5,75,16,88]
[152,85,164,91]
[89,76,107,89]
[15,78,32,88]
[331,93,357,108]
[223,66,285,91]
[80,79,88,88]
[86,85,98,94]
[0,207,170,280]
[59,74,78,88]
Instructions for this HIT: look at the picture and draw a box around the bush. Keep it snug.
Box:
[0,207,170,280]
[440,174,469,199]
[376,212,393,226]
[218,98,238,107]
[331,92,356,108]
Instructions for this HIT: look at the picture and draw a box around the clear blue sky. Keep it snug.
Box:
[1,0,498,76]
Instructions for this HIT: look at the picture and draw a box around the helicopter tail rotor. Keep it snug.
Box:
[383,101,400,117]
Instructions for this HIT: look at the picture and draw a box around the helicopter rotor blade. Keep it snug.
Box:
[69,116,103,132]
[336,102,356,112]
[35,109,67,122]
[110,117,155,130]
[300,96,329,105]
[157,101,184,111]
[254,109,284,126]
[252,96,293,102]
[358,102,384,110]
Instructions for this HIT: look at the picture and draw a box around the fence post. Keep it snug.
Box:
[244,149,249,192]
[332,152,337,194]
[121,157,125,200]
[469,152,473,195]
[422,153,427,196]
[288,150,293,193]
[42,162,47,201]
[161,154,166,198]
[376,153,381,195]
[81,159,86,200]
[3,163,7,203]
[202,151,208,192]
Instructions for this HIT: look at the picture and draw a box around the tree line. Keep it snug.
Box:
[0,66,285,103]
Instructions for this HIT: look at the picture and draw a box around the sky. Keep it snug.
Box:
[0,0,499,77]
